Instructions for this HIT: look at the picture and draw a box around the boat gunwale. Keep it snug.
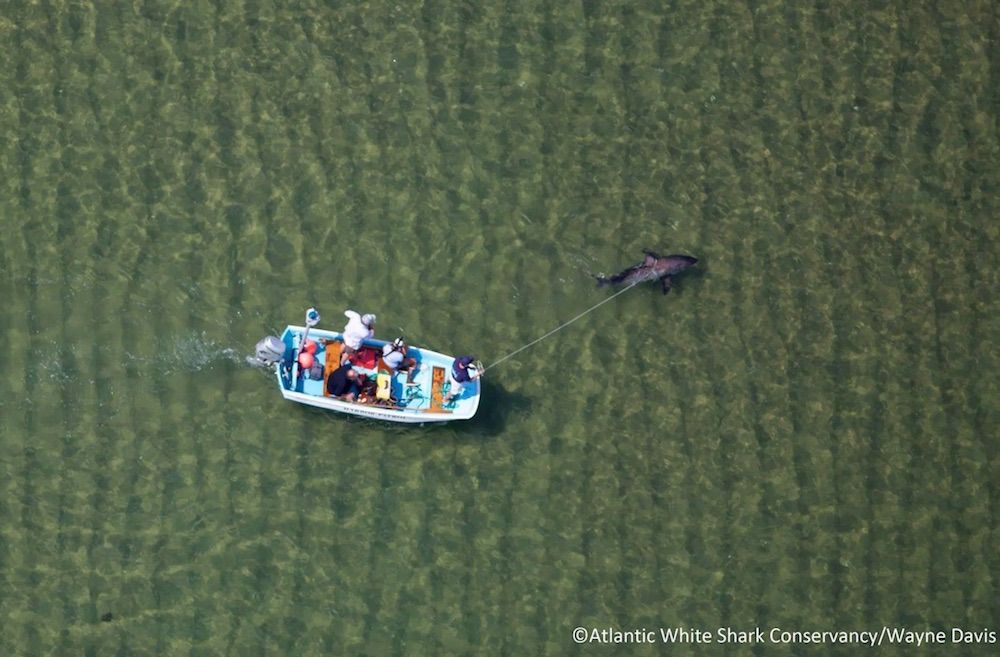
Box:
[275,325,481,422]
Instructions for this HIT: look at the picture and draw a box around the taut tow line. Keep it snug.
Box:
[480,281,639,374]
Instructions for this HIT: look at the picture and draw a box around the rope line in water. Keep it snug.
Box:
[482,281,639,373]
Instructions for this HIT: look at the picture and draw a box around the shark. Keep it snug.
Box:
[596,250,698,295]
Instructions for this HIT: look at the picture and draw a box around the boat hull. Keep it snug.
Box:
[272,325,480,424]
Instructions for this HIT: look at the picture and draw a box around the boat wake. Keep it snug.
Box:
[124,333,245,374]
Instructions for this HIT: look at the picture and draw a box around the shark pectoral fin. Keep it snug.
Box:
[644,249,662,259]
[660,275,673,295]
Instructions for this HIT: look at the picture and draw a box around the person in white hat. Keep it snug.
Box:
[342,310,376,363]
[382,337,419,384]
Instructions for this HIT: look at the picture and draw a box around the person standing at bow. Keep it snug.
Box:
[443,355,481,404]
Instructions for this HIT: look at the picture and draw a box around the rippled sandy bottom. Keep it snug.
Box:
[0,2,996,655]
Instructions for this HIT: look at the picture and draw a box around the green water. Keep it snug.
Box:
[1,1,997,655]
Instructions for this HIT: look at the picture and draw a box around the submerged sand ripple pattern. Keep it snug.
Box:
[0,1,997,655]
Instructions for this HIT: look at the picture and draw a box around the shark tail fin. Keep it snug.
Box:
[595,276,610,288]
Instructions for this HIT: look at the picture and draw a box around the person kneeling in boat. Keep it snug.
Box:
[443,355,481,404]
[341,310,376,364]
[326,362,361,401]
[382,337,418,384]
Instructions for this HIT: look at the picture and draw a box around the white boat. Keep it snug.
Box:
[254,311,480,424]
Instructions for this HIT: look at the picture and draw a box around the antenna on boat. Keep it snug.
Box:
[480,281,639,374]
[292,307,322,389]
[303,307,321,342]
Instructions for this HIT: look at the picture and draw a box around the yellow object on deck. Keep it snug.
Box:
[376,373,391,401]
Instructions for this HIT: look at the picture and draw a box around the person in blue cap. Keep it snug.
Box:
[443,355,481,403]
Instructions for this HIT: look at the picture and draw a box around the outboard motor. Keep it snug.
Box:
[254,335,285,367]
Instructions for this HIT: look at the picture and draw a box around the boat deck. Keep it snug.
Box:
[274,326,480,423]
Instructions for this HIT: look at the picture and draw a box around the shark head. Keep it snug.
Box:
[660,255,698,273]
